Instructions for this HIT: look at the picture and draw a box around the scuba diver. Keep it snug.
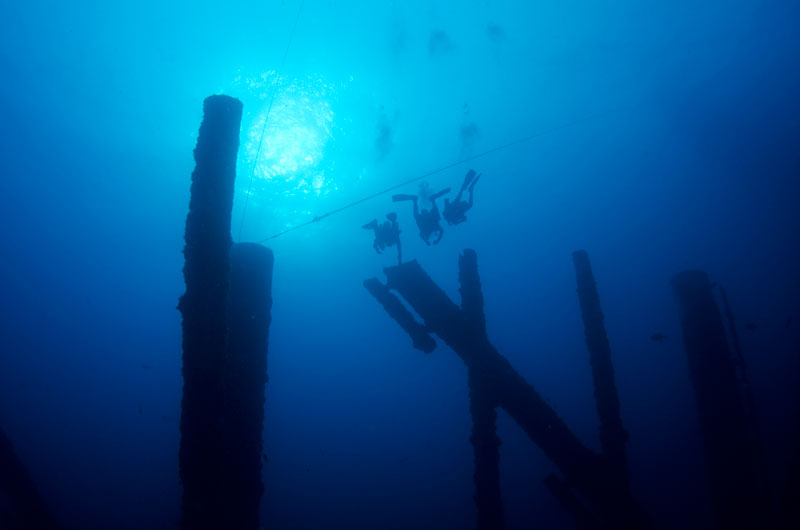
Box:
[392,187,450,245]
[443,169,480,226]
[362,212,403,264]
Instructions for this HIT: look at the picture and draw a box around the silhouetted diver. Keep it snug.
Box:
[392,187,449,245]
[443,169,480,225]
[362,212,402,264]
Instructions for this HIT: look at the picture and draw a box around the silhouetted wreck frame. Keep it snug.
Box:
[0,426,61,530]
[364,250,655,529]
[672,270,763,530]
[178,95,274,530]
[572,250,630,490]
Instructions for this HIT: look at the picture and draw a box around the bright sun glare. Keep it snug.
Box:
[238,72,337,199]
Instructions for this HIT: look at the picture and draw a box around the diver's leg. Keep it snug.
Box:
[462,170,473,189]
[468,173,480,193]
[463,169,476,189]
[466,174,480,207]
[455,170,476,201]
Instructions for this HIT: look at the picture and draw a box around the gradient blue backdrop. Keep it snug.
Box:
[1,1,798,529]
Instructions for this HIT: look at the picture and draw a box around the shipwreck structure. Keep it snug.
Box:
[0,426,61,530]
[572,250,630,491]
[365,250,654,530]
[178,95,274,530]
[672,271,765,530]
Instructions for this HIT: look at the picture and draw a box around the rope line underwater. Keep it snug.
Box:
[237,0,306,241]
[251,106,628,244]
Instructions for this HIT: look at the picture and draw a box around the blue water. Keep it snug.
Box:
[1,1,799,529]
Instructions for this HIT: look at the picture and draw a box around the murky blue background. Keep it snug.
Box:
[1,1,798,528]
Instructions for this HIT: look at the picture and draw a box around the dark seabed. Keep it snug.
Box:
[1,1,799,529]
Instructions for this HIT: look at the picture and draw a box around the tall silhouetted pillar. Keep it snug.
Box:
[460,250,504,530]
[468,371,504,530]
[223,243,274,529]
[572,250,629,490]
[178,95,242,529]
[672,270,761,530]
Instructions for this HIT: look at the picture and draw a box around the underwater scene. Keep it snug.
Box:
[1,1,799,529]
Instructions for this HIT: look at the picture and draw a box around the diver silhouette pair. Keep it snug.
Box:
[362,212,403,265]
[392,169,481,245]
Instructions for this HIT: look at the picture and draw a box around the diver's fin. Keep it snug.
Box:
[392,194,417,202]
[463,169,477,189]
[468,174,481,192]
[386,212,398,221]
[362,219,378,230]
[430,188,451,201]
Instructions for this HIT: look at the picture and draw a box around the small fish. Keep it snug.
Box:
[651,333,668,342]
[262,452,268,463]
[743,322,758,331]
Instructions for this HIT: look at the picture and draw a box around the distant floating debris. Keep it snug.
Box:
[486,22,506,45]
[650,333,668,342]
[460,103,478,155]
[375,106,393,161]
[428,29,454,56]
